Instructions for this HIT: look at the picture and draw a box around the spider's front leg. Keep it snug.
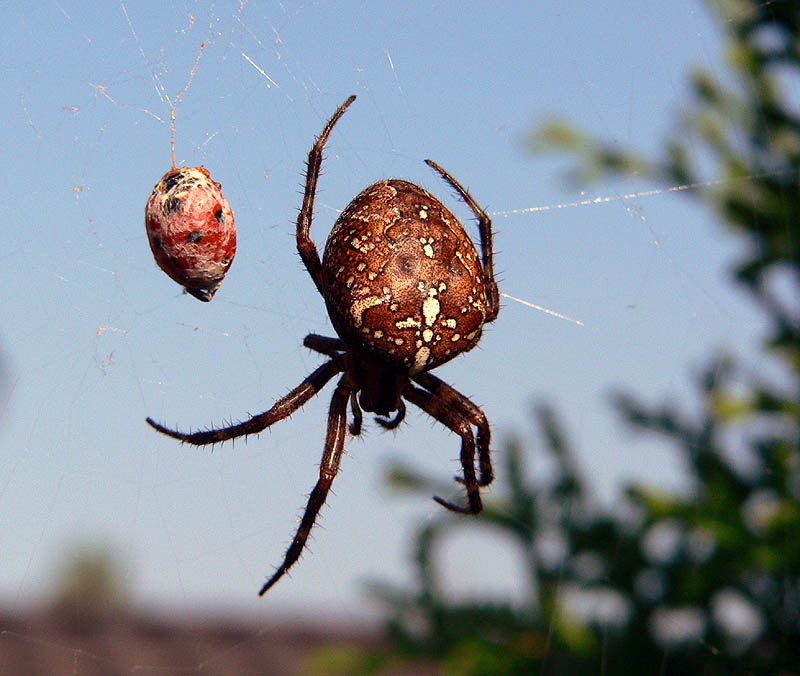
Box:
[146,359,343,445]
[296,95,356,296]
[259,379,351,595]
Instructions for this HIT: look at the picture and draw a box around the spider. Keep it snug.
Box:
[146,95,500,596]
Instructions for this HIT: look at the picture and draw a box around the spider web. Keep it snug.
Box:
[0,0,774,671]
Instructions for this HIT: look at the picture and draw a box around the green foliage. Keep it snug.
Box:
[360,411,604,675]
[356,375,798,674]
[340,1,800,674]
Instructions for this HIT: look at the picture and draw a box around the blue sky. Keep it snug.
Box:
[0,1,763,618]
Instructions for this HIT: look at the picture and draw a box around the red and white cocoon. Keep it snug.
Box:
[145,166,236,302]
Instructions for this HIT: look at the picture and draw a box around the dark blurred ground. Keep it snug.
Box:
[0,606,432,676]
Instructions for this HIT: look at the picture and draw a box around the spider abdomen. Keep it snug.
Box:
[322,179,487,374]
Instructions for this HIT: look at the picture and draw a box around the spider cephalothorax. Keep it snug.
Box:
[147,95,499,595]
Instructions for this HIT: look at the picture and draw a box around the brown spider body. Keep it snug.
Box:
[322,179,488,378]
[147,95,499,596]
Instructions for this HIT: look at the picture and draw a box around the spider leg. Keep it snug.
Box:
[296,95,357,296]
[301,335,360,433]
[303,333,347,358]
[403,384,482,515]
[146,359,343,445]
[424,159,499,323]
[259,379,351,595]
[375,400,406,430]
[413,372,493,488]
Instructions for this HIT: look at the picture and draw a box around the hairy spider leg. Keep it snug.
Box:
[146,354,352,596]
[425,159,500,323]
[301,335,364,435]
[414,371,493,488]
[145,358,342,443]
[296,95,357,296]
[259,380,351,595]
[303,334,347,356]
[402,383,483,514]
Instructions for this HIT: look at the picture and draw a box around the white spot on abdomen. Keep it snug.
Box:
[410,346,430,374]
[422,294,440,327]
[396,317,421,330]
[351,289,391,328]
